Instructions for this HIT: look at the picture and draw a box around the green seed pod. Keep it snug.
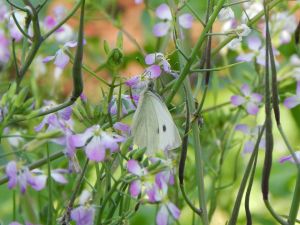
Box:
[121,136,133,155]
[22,98,35,110]
[107,48,124,69]
[7,82,17,98]
[147,160,162,172]
[131,147,147,161]
[104,40,111,55]
[14,87,29,108]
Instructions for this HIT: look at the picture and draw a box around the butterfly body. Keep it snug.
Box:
[132,84,181,154]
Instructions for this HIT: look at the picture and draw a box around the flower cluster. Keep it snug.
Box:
[231,84,263,115]
[6,161,68,193]
[71,190,95,225]
[153,4,193,37]
[127,157,180,225]
[235,124,265,154]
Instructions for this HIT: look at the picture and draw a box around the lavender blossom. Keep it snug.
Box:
[71,190,95,225]
[74,125,125,162]
[284,81,300,109]
[127,159,148,197]
[231,84,262,115]
[109,94,138,116]
[279,151,300,164]
[0,31,10,64]
[43,41,78,69]
[153,4,193,37]
[6,161,47,193]
[235,124,265,153]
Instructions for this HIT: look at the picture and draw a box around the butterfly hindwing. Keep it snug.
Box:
[132,89,181,154]
[146,91,182,151]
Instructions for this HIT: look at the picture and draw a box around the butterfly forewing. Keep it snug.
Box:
[132,89,181,154]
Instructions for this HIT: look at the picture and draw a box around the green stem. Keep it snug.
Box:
[46,143,53,225]
[62,159,89,225]
[166,0,226,104]
[227,125,265,225]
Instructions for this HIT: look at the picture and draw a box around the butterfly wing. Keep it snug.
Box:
[132,90,159,154]
[132,90,182,154]
[146,91,182,151]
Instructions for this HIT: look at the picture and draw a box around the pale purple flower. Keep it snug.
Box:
[235,124,265,153]
[71,190,95,225]
[153,4,193,37]
[178,14,193,29]
[236,35,279,66]
[8,14,24,42]
[34,106,83,172]
[109,94,138,115]
[135,0,143,4]
[127,159,147,197]
[156,203,180,225]
[71,206,95,225]
[50,169,69,184]
[43,41,78,69]
[9,222,22,225]
[75,125,125,162]
[218,7,234,21]
[113,122,131,135]
[145,53,172,78]
[80,93,88,102]
[227,24,251,49]
[0,4,7,22]
[0,31,10,63]
[284,81,300,109]
[147,182,180,225]
[231,84,262,115]
[6,161,47,193]
[34,106,72,132]
[279,151,300,164]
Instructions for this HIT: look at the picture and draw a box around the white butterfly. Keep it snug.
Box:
[132,82,182,154]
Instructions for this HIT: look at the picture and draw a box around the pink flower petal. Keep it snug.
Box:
[129,180,142,197]
[236,53,255,62]
[240,84,251,96]
[51,172,68,184]
[156,205,168,225]
[42,55,55,63]
[145,53,156,65]
[146,65,162,78]
[54,49,69,69]
[284,96,300,109]
[178,13,193,29]
[246,102,259,115]
[247,35,262,51]
[71,206,95,225]
[127,159,142,176]
[85,139,106,162]
[231,95,245,106]
[29,174,47,191]
[243,140,255,153]
[235,124,250,134]
[279,151,300,164]
[153,22,171,37]
[167,202,180,219]
[155,4,172,20]
[250,93,262,103]
[6,161,18,189]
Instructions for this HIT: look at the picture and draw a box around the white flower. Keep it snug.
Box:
[218,7,235,21]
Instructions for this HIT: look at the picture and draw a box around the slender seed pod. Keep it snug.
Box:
[71,0,85,101]
[262,3,273,201]
[179,96,190,185]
